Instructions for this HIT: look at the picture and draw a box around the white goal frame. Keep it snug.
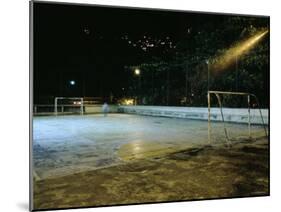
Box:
[54,97,84,116]
[207,90,267,145]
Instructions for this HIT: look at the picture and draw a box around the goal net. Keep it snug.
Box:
[207,91,267,145]
[54,97,84,115]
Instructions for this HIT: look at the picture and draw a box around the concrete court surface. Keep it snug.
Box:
[33,113,266,180]
[32,113,269,209]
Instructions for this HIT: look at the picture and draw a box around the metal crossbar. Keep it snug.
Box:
[207,91,267,145]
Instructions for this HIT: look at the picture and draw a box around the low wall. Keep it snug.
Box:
[85,105,119,114]
[118,106,268,125]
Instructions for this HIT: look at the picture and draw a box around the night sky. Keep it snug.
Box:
[33,2,265,104]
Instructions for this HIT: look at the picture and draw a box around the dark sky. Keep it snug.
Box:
[33,2,263,103]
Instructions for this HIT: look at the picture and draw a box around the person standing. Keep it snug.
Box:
[102,102,109,117]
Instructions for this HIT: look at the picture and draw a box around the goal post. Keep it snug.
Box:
[54,97,84,116]
[207,90,267,144]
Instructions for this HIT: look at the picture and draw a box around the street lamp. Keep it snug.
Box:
[134,68,141,105]
[69,80,76,86]
[134,68,140,76]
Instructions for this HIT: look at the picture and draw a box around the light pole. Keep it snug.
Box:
[134,68,141,105]
[69,80,76,97]
[185,67,188,106]
[235,55,238,91]
[206,60,210,91]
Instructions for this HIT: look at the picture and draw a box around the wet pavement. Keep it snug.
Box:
[33,114,267,180]
[34,138,269,210]
[32,114,269,210]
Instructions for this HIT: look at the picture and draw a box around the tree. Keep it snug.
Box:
[129,16,269,107]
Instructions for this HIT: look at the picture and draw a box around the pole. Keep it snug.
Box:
[139,74,141,105]
[60,71,62,96]
[206,60,210,91]
[208,92,211,144]
[152,70,154,105]
[247,94,251,138]
[236,56,238,91]
[185,66,188,106]
[83,70,86,97]
[166,69,170,105]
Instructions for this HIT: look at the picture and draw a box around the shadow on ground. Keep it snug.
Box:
[33,138,269,210]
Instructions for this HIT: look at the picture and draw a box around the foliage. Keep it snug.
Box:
[131,16,269,107]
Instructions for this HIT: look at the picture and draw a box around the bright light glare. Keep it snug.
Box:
[123,98,134,105]
[73,101,81,105]
[70,80,76,85]
[212,29,268,72]
[134,69,140,75]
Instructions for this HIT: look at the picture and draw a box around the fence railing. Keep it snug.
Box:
[33,104,119,115]
[33,104,85,115]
